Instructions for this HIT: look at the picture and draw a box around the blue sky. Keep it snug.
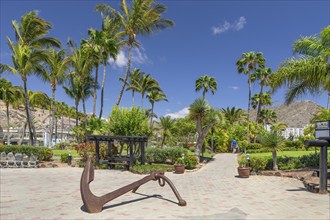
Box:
[1,0,329,119]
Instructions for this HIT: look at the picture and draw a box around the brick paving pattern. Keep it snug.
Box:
[1,154,329,219]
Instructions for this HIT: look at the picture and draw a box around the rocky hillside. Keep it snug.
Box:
[250,100,325,128]
[0,100,75,131]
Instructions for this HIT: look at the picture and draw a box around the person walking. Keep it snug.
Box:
[232,139,237,153]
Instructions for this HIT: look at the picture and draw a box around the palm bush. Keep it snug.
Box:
[260,130,285,170]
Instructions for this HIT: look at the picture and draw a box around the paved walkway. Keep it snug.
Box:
[1,154,329,219]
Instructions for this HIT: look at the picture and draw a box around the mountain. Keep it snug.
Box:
[0,100,74,132]
[249,100,325,128]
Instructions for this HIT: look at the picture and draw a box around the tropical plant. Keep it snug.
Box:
[39,48,69,146]
[136,74,160,109]
[189,98,223,157]
[311,108,330,122]
[259,109,277,126]
[0,79,23,145]
[96,0,174,106]
[107,106,150,136]
[271,26,330,108]
[254,67,272,124]
[221,107,246,125]
[236,51,265,142]
[260,130,285,170]
[146,88,167,126]
[159,116,175,147]
[0,11,60,145]
[121,68,146,106]
[195,75,218,98]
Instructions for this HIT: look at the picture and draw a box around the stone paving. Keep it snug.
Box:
[0,153,329,219]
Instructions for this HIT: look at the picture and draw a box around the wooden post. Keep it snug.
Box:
[319,146,328,194]
[95,140,100,166]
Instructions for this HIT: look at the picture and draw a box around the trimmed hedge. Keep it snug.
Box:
[145,147,187,164]
[0,145,53,161]
[250,153,330,171]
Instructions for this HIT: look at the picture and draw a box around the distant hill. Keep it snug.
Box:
[250,100,325,128]
[0,100,74,131]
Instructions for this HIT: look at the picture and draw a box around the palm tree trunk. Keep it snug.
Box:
[75,100,79,127]
[116,44,133,106]
[195,116,203,158]
[161,134,166,148]
[150,103,154,126]
[99,63,106,119]
[18,121,27,145]
[93,65,99,117]
[272,149,278,171]
[82,96,87,129]
[132,91,135,106]
[22,78,34,145]
[141,93,144,110]
[253,84,264,142]
[6,103,10,145]
[61,115,64,141]
[55,116,58,144]
[246,73,252,145]
[49,89,55,147]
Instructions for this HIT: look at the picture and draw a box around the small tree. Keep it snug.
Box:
[107,106,150,136]
[260,130,285,170]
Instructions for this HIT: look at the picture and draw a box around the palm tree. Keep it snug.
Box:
[259,109,277,126]
[96,0,174,106]
[195,75,218,98]
[271,26,330,108]
[0,79,23,145]
[28,90,51,110]
[0,11,60,145]
[121,68,146,106]
[63,72,82,127]
[236,51,265,142]
[255,68,272,124]
[159,116,175,147]
[146,89,168,126]
[220,107,246,125]
[260,130,285,170]
[137,75,160,109]
[189,98,223,157]
[40,48,69,146]
[311,109,330,122]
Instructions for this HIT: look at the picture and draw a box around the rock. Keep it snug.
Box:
[52,164,58,168]
[275,172,282,176]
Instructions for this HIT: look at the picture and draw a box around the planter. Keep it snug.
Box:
[237,167,250,178]
[174,164,185,174]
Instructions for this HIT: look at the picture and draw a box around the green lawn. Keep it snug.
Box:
[250,150,323,158]
[52,149,79,157]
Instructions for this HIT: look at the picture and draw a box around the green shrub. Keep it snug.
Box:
[0,145,53,161]
[130,164,174,174]
[60,153,69,163]
[145,147,186,164]
[250,156,269,172]
[75,142,108,162]
[107,106,150,136]
[184,155,198,169]
[283,140,304,151]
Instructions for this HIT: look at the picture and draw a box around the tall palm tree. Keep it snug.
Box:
[137,75,160,109]
[189,98,222,157]
[96,0,174,106]
[259,109,277,126]
[220,107,246,125]
[236,51,265,142]
[260,130,285,170]
[159,116,175,147]
[38,48,69,146]
[311,109,330,122]
[146,89,168,126]
[0,11,60,145]
[120,68,146,106]
[63,72,82,127]
[0,79,23,145]
[28,90,51,110]
[255,67,272,124]
[271,26,330,108]
[195,75,218,98]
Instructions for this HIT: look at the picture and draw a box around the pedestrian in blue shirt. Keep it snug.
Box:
[232,139,237,153]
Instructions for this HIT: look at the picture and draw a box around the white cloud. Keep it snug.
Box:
[109,47,150,69]
[229,86,240,90]
[212,16,247,35]
[165,107,189,119]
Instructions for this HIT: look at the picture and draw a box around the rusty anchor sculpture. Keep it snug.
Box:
[80,157,187,213]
